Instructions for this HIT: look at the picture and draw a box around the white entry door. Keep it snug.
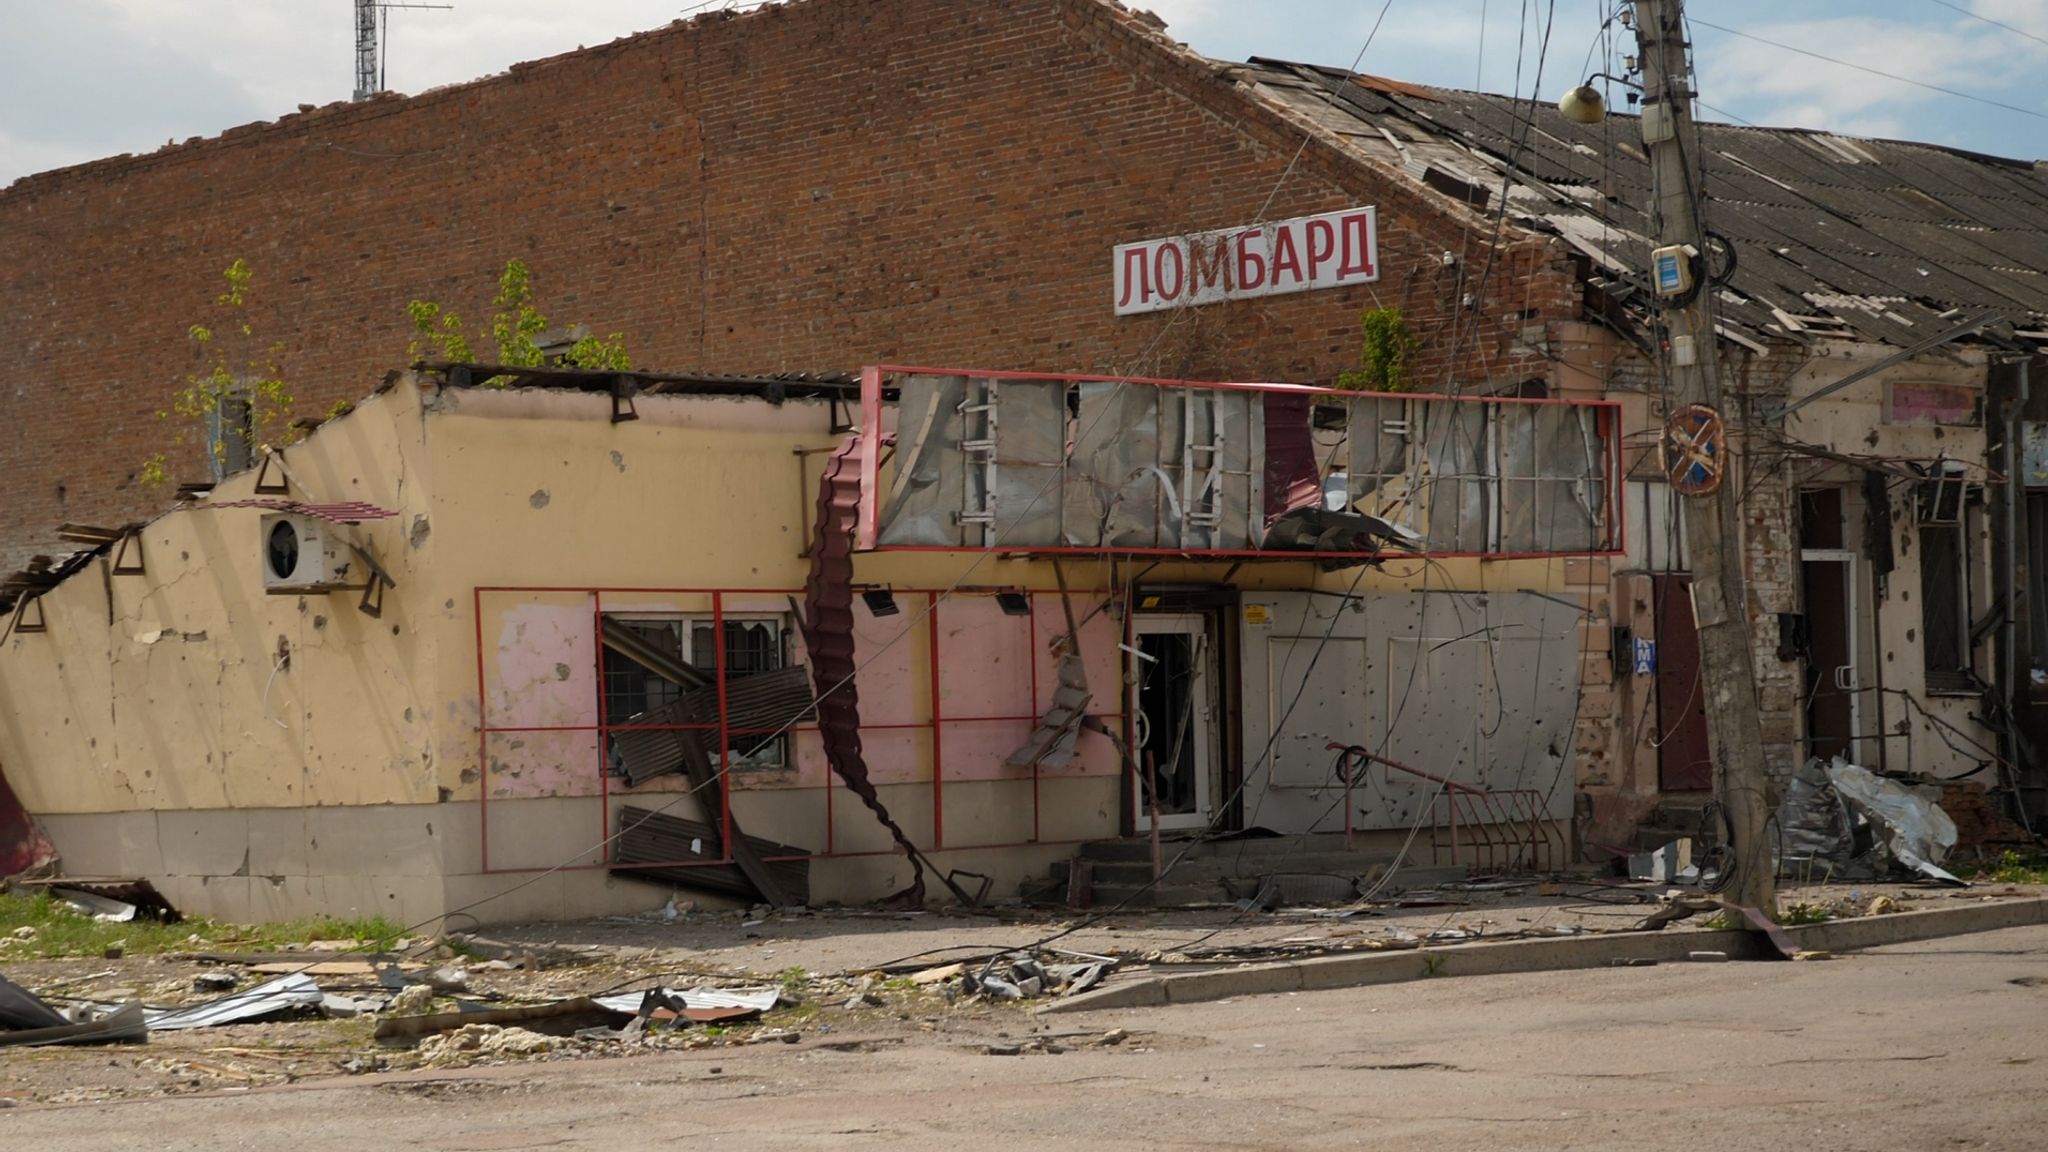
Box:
[1130,614,1217,831]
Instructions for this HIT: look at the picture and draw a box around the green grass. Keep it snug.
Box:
[0,890,406,960]
[778,966,812,998]
[1779,901,1834,925]
[1981,850,2048,885]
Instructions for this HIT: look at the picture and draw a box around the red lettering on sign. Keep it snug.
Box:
[1154,241,1185,301]
[1235,230,1267,291]
[1117,247,1152,308]
[1269,224,1304,285]
[1338,212,1377,279]
[1307,217,1337,279]
[1191,236,1232,292]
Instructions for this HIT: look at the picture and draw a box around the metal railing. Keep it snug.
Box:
[1325,743,1563,874]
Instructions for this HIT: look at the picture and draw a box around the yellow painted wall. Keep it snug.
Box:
[0,372,1588,867]
[0,383,440,813]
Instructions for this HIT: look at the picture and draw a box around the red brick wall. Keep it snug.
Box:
[0,0,1577,571]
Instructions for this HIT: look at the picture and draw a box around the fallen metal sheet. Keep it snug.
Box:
[0,973,71,1031]
[373,996,629,1042]
[609,807,811,906]
[1826,759,1968,886]
[0,1002,148,1048]
[11,878,181,922]
[137,973,323,1031]
[592,987,782,1015]
[54,887,138,922]
[1775,757,1860,880]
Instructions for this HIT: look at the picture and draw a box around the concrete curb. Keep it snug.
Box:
[1038,895,2048,1014]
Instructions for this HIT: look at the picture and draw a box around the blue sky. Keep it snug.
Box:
[5,1,2045,187]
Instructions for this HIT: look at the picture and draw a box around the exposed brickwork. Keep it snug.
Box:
[1729,351,1811,789]
[1938,780,2035,863]
[0,0,1577,572]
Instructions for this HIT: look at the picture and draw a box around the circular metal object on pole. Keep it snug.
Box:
[1662,403,1726,495]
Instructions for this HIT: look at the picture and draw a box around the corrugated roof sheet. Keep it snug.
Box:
[1238,57,2048,349]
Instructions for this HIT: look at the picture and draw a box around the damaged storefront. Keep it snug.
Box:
[0,361,1618,923]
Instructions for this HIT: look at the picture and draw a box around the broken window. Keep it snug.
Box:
[1346,396,1611,554]
[206,390,256,482]
[1917,476,1972,694]
[872,372,1615,556]
[602,614,793,771]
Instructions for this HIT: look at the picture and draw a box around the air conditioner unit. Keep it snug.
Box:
[260,513,353,592]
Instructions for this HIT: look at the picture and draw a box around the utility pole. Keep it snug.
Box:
[354,0,378,101]
[353,1,454,102]
[1630,0,1778,913]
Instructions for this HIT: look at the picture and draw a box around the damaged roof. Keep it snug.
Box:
[410,363,865,402]
[1236,58,2048,350]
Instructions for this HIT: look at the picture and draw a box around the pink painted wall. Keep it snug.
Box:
[477,589,1123,810]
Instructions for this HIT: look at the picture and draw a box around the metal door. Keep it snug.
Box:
[1130,614,1216,831]
[1653,574,1714,792]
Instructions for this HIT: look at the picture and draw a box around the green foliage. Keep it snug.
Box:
[144,259,298,489]
[1336,306,1421,393]
[1779,901,1834,926]
[407,259,632,384]
[406,300,473,363]
[0,891,406,960]
[1984,850,2048,885]
[779,966,812,997]
[489,258,549,368]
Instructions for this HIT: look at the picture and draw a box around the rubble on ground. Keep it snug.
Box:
[415,1024,559,1067]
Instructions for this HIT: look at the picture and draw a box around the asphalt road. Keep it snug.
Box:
[6,926,2044,1151]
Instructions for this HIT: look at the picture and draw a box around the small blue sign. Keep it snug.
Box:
[1632,637,1657,677]
[1654,251,1685,294]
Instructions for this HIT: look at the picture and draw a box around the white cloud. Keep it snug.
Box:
[1694,15,2045,148]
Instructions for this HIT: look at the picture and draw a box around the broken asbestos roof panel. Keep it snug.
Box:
[1233,57,2048,348]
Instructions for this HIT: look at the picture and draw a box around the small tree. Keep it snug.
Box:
[408,259,631,380]
[141,260,297,488]
[1335,306,1420,393]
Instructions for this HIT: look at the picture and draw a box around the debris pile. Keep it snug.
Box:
[1776,757,1970,885]
[956,952,1113,1001]
[415,1024,560,1067]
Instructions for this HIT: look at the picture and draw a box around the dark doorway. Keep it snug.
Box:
[1802,555,1858,764]
[1653,573,1713,792]
[1131,614,1214,829]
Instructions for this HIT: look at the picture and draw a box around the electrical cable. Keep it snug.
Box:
[1689,18,2048,124]
[1923,0,2048,49]
[146,0,1414,1022]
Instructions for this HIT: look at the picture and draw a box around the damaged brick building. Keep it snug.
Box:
[0,0,2041,922]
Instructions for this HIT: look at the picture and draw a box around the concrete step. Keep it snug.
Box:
[1077,832,1372,863]
[1084,880,1232,909]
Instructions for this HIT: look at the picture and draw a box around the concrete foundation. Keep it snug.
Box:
[34,799,1076,927]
